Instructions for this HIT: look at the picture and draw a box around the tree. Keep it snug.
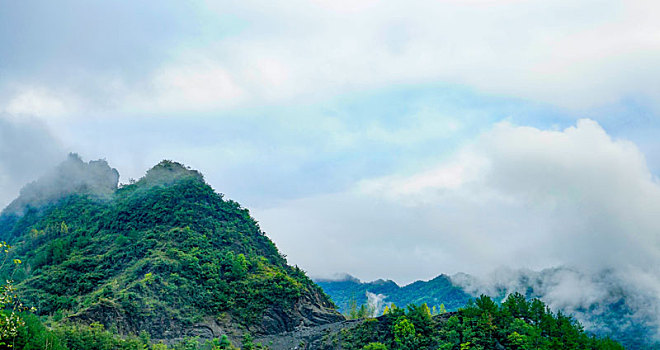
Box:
[405,304,434,348]
[392,318,416,350]
[241,333,254,350]
[218,335,233,349]
[503,292,529,321]
[383,305,390,315]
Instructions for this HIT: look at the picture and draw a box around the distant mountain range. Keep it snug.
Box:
[315,274,471,315]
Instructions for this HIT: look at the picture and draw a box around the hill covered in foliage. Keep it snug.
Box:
[0,155,342,346]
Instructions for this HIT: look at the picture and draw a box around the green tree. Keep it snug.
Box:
[241,333,254,350]
[362,342,388,350]
[392,318,416,350]
[218,335,233,349]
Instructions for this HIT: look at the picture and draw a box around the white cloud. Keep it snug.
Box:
[452,266,660,339]
[255,117,660,338]
[359,152,485,201]
[191,0,660,111]
[4,87,75,119]
[5,0,660,117]
[256,119,660,281]
[139,58,245,112]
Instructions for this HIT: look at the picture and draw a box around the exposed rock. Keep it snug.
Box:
[257,290,345,335]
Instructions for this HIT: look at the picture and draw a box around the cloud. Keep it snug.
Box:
[160,0,660,111]
[4,87,77,119]
[135,58,245,113]
[0,115,65,210]
[256,119,660,282]
[361,119,659,272]
[3,153,119,215]
[3,1,660,118]
[255,117,660,339]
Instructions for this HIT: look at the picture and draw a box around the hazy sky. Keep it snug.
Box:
[2,1,660,285]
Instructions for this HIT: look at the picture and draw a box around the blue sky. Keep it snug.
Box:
[1,1,660,288]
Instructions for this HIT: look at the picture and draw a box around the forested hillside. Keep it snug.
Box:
[0,155,342,347]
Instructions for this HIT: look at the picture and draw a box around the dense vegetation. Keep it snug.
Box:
[327,294,624,350]
[0,158,337,347]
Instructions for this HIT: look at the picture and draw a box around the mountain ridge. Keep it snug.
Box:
[315,273,472,316]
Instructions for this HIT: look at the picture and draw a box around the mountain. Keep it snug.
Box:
[315,274,471,315]
[0,155,342,344]
[318,269,660,350]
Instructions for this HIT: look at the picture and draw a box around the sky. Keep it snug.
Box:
[1,0,660,292]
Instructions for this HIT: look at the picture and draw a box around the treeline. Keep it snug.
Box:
[344,297,446,320]
[330,293,625,350]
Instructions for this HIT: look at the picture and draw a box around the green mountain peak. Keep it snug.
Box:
[0,157,342,344]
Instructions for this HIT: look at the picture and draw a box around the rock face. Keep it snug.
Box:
[259,289,345,335]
